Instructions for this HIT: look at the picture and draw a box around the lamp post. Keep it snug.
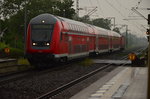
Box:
[148,14,150,99]
[24,0,27,55]
[0,16,1,35]
[115,24,128,49]
[76,0,79,17]
[106,17,116,30]
[124,25,128,49]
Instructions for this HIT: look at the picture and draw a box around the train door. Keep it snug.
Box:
[68,36,72,54]
[110,31,113,51]
[95,35,99,52]
[87,37,90,52]
[108,32,112,51]
[107,32,109,50]
[110,36,113,51]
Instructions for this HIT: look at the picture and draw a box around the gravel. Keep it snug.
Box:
[0,63,110,98]
[0,48,143,99]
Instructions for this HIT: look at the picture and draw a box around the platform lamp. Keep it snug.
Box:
[148,14,150,25]
[148,14,150,99]
[0,16,1,36]
[24,0,27,56]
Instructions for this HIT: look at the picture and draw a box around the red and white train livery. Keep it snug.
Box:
[26,13,125,65]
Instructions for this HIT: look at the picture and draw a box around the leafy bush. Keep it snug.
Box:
[0,43,10,50]
[0,42,24,58]
[18,58,30,65]
[9,48,24,58]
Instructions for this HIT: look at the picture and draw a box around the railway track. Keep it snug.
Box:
[0,62,71,85]
[37,47,146,99]
[37,65,123,99]
[0,46,146,99]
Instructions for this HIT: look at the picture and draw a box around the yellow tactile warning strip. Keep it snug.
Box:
[89,67,133,99]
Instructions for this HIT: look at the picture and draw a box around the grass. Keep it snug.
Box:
[0,58,32,74]
[0,43,33,74]
[0,43,10,50]
[79,58,93,66]
[0,42,24,58]
[17,58,30,65]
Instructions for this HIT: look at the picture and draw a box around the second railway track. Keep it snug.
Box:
[37,47,146,99]
[0,46,146,99]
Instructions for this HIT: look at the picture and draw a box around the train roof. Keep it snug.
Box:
[29,13,121,37]
[57,16,95,34]
[57,16,121,37]
[111,31,121,37]
[57,16,88,27]
[93,26,110,36]
[29,13,57,24]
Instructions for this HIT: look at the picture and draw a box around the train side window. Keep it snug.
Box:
[64,33,68,42]
[69,24,72,31]
[70,24,73,31]
[73,25,75,31]
[87,37,89,42]
[77,25,79,32]
[79,26,81,32]
[85,28,88,33]
[76,25,78,32]
[69,36,72,41]
[60,32,63,41]
[75,25,78,32]
[79,27,81,32]
[83,28,85,33]
[74,25,75,32]
[81,27,83,32]
[69,24,71,31]
[81,27,83,33]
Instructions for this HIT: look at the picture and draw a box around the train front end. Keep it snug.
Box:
[25,14,60,65]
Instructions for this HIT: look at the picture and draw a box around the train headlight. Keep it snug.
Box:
[46,43,50,46]
[42,20,45,23]
[33,43,37,46]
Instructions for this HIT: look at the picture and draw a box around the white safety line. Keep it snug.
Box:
[89,68,131,99]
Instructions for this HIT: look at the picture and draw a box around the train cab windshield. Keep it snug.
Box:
[31,24,53,42]
[30,24,54,49]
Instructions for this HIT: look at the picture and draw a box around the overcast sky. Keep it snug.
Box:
[72,0,150,37]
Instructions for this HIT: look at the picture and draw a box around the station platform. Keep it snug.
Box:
[70,66,147,99]
[93,59,131,65]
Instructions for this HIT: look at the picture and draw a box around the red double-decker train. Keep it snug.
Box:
[26,13,125,66]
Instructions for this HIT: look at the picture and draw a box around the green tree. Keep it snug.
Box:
[113,27,120,33]
[55,0,75,19]
[0,0,25,18]
[0,0,75,49]
[92,18,111,30]
[77,15,92,24]
[26,0,54,20]
[2,10,24,48]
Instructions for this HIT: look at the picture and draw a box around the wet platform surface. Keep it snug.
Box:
[0,59,16,62]
[0,59,17,67]
[122,67,147,99]
[70,67,147,99]
[93,59,131,65]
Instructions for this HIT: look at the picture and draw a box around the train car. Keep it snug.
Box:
[120,36,125,50]
[111,31,122,51]
[25,13,125,66]
[93,26,111,53]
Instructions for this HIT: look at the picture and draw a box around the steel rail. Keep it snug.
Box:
[37,48,145,99]
[37,64,111,99]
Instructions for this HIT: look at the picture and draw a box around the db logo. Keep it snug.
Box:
[4,48,10,54]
